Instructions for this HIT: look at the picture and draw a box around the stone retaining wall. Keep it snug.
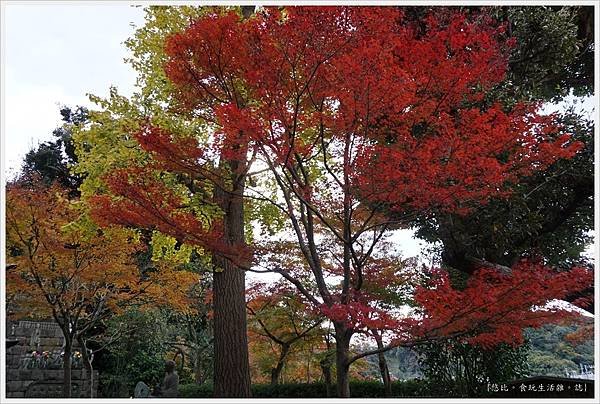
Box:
[6,321,66,368]
[5,320,99,398]
[6,368,98,398]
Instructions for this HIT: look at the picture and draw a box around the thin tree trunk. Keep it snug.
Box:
[194,353,204,384]
[62,337,73,398]
[374,333,392,397]
[320,333,335,397]
[78,336,94,398]
[334,325,352,398]
[306,345,312,384]
[271,343,290,385]
[320,362,334,397]
[212,158,251,397]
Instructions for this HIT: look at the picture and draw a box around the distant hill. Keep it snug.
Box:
[525,321,594,377]
[361,320,594,381]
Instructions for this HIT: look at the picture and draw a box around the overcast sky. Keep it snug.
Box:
[3,3,145,176]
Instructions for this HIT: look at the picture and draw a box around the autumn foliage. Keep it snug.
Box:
[413,261,593,348]
[7,183,139,319]
[6,181,199,318]
[93,8,579,249]
[81,6,592,397]
[246,282,324,384]
[312,258,593,351]
[161,7,580,211]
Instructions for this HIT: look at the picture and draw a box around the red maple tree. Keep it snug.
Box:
[90,7,592,397]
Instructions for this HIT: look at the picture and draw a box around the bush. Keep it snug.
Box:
[178,380,426,398]
[416,340,529,397]
[348,380,384,397]
[391,379,427,397]
[252,383,327,398]
[178,383,214,398]
[347,380,427,398]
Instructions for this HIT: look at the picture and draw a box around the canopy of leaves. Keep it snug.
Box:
[86,6,592,352]
[390,6,595,313]
[415,109,594,271]
[499,6,594,102]
[56,7,594,397]
[22,106,88,194]
[6,180,199,329]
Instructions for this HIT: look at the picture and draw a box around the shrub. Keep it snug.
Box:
[178,380,426,398]
[252,383,327,398]
[391,379,427,397]
[178,383,214,398]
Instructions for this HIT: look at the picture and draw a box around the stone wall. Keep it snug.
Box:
[5,320,98,398]
[6,368,98,398]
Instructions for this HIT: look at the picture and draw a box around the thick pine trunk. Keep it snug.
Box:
[212,247,251,397]
[211,7,255,397]
[62,338,73,398]
[334,325,352,398]
[212,160,251,397]
[374,333,392,397]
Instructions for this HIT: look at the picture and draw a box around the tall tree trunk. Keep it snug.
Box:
[212,247,250,397]
[374,332,392,397]
[334,324,352,398]
[62,336,73,398]
[210,5,255,395]
[212,159,251,397]
[271,343,290,385]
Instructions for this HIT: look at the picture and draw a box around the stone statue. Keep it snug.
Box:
[47,351,63,369]
[29,324,41,351]
[157,360,179,398]
[134,360,179,398]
